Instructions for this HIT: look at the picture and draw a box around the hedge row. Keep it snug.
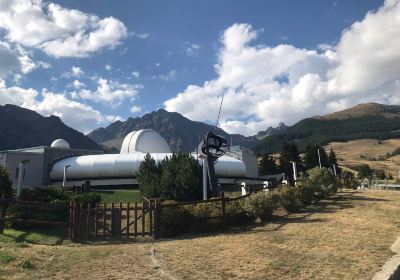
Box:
[159,167,339,237]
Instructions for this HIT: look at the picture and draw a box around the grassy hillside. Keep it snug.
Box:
[326,139,400,177]
[256,103,400,154]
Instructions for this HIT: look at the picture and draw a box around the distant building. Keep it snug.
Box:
[0,130,260,188]
[0,139,103,188]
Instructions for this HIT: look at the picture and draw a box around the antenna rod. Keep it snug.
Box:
[215,95,224,131]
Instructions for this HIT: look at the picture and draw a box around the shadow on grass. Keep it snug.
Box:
[1,227,67,245]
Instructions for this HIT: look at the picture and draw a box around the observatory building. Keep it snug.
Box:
[0,129,258,188]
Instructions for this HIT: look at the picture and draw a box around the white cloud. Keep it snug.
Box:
[78,78,142,106]
[132,71,140,78]
[0,41,45,78]
[72,80,85,89]
[63,66,84,78]
[157,70,177,81]
[0,79,120,133]
[0,0,128,58]
[105,64,112,71]
[130,105,142,113]
[165,0,400,136]
[131,31,150,39]
[185,42,200,56]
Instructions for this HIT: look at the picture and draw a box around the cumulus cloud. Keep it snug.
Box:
[77,78,142,106]
[130,105,142,113]
[156,70,177,81]
[63,66,84,79]
[0,41,46,78]
[0,79,121,133]
[164,0,400,135]
[0,0,128,57]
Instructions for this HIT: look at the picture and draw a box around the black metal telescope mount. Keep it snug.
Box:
[199,131,229,197]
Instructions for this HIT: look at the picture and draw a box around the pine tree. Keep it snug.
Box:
[303,145,328,170]
[0,165,12,198]
[137,153,161,198]
[278,142,301,183]
[328,148,337,165]
[258,154,279,176]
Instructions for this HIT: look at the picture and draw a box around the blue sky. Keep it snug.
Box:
[3,0,400,135]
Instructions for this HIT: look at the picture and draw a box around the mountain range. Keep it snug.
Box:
[1,103,399,155]
[0,104,102,151]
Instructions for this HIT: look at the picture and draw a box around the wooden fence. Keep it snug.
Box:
[0,193,69,234]
[68,199,161,241]
[0,191,255,241]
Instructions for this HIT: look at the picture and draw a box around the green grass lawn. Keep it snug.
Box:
[96,190,143,203]
[0,228,67,245]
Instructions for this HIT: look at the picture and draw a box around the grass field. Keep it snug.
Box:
[326,138,400,178]
[1,189,400,279]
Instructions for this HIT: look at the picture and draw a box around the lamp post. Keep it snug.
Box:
[318,148,322,169]
[16,159,30,198]
[290,161,297,185]
[332,164,337,176]
[63,164,71,189]
[202,158,208,200]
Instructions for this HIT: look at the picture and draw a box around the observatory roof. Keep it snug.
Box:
[120,129,171,154]
[50,139,70,149]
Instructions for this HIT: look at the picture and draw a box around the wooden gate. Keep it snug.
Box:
[69,200,160,241]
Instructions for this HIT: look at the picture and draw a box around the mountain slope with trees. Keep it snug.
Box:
[88,109,261,152]
[256,103,400,154]
[0,104,102,151]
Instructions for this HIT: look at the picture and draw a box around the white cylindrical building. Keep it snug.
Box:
[50,129,247,184]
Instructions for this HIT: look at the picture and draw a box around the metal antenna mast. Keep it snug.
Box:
[215,95,224,131]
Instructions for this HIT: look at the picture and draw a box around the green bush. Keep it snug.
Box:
[191,202,220,218]
[307,167,339,199]
[72,192,101,207]
[241,191,280,221]
[19,187,69,203]
[296,179,316,205]
[159,206,193,237]
[0,165,13,198]
[277,185,302,212]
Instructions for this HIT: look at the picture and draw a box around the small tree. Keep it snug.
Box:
[356,164,373,179]
[0,165,13,198]
[279,142,302,183]
[258,154,279,176]
[160,153,202,201]
[328,148,337,165]
[303,145,328,170]
[137,153,161,198]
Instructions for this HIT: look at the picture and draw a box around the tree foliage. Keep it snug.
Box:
[258,154,279,176]
[303,145,328,170]
[356,164,373,179]
[0,165,13,198]
[137,153,202,201]
[137,153,161,198]
[278,143,302,182]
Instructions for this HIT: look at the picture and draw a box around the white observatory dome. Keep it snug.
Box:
[50,139,70,149]
[120,129,171,154]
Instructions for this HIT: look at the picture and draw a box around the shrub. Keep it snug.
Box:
[241,191,280,221]
[0,252,15,264]
[159,206,193,237]
[19,187,69,203]
[72,192,101,207]
[277,185,302,212]
[191,202,220,218]
[296,179,316,205]
[18,260,34,269]
[307,167,339,199]
[0,165,13,198]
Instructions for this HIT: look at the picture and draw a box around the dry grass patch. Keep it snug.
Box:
[153,190,400,280]
[1,190,400,279]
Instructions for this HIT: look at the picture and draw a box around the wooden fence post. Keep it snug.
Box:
[126,202,130,238]
[153,199,161,240]
[220,192,226,216]
[142,201,146,237]
[68,201,73,240]
[0,193,6,234]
